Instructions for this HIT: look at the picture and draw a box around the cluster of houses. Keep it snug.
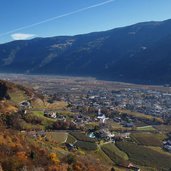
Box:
[44,110,66,121]
[88,127,130,143]
[19,100,31,114]
[113,115,135,128]
[73,108,109,124]
[19,100,31,109]
[73,114,91,124]
[57,87,171,121]
[44,110,57,119]
[27,130,46,139]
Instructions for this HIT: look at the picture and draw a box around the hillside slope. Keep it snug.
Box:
[1,19,171,84]
[0,80,110,171]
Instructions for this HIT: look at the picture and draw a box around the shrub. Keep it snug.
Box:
[65,154,76,165]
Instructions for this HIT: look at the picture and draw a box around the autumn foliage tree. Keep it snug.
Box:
[52,121,76,130]
[16,151,28,161]
[49,153,60,164]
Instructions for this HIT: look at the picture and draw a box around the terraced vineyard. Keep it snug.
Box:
[67,132,97,150]
[116,141,171,170]
[131,132,166,147]
[75,141,97,150]
[101,143,129,166]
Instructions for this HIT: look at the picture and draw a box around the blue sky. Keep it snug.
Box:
[0,0,171,43]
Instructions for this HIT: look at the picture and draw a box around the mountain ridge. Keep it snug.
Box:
[1,19,171,84]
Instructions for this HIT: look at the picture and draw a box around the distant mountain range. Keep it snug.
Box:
[1,19,171,84]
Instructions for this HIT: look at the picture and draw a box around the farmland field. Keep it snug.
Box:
[118,109,163,123]
[101,143,129,166]
[94,148,114,165]
[116,141,171,170]
[66,134,77,144]
[147,146,171,156]
[154,125,171,133]
[70,131,96,142]
[46,132,68,144]
[136,126,156,131]
[75,141,97,150]
[131,132,166,147]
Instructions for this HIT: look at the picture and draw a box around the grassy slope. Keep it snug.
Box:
[0,80,114,171]
[9,90,28,104]
[0,101,18,114]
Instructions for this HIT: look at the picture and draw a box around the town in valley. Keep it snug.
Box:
[1,74,171,170]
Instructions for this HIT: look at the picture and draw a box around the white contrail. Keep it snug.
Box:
[0,0,114,37]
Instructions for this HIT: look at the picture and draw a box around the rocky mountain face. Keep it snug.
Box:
[1,19,171,84]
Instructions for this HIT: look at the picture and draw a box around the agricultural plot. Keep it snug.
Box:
[94,148,114,165]
[46,132,68,144]
[75,141,97,150]
[101,143,129,166]
[118,109,163,123]
[148,146,171,156]
[111,122,127,131]
[70,131,96,142]
[66,134,77,144]
[136,126,156,131]
[154,125,171,133]
[116,141,171,170]
[68,132,97,150]
[131,132,166,147]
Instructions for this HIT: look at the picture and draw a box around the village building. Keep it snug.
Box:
[44,110,57,119]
